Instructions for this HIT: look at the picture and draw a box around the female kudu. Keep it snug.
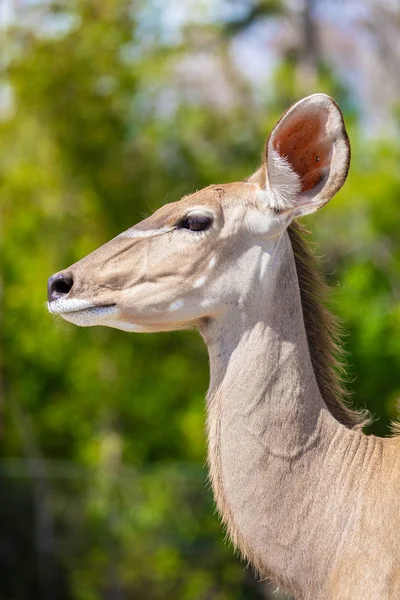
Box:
[47,94,400,599]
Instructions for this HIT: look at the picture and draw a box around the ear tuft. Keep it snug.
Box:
[263,94,350,217]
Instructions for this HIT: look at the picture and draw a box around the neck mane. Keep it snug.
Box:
[288,221,370,429]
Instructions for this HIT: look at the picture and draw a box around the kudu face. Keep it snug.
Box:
[48,94,350,332]
[47,183,288,332]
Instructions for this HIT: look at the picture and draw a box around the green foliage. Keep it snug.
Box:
[0,0,399,598]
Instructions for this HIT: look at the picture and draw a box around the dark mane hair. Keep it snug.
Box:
[288,221,371,429]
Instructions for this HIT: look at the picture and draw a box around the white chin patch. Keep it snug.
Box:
[47,298,93,315]
[48,299,118,327]
[62,308,118,327]
[48,299,147,332]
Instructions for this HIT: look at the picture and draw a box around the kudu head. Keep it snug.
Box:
[47,94,350,332]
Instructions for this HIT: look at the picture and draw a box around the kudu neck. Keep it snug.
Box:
[202,230,338,449]
[199,230,346,589]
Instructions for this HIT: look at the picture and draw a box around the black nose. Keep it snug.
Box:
[47,272,74,303]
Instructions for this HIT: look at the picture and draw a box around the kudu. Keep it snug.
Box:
[47,94,400,599]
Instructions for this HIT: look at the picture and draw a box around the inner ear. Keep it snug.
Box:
[271,108,333,195]
[264,94,350,216]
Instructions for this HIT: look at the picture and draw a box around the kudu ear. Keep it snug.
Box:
[258,94,350,218]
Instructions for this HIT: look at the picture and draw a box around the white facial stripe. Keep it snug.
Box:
[118,207,215,240]
[118,227,173,239]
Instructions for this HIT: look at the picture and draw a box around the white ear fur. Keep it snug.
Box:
[266,148,303,212]
[259,93,350,217]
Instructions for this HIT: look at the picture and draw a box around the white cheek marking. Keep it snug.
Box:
[118,227,172,239]
[208,256,216,270]
[193,276,206,288]
[260,252,269,280]
[169,299,184,312]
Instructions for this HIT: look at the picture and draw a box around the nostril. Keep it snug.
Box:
[48,273,74,303]
[53,277,73,295]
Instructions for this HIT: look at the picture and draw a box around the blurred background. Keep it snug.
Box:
[1,0,400,598]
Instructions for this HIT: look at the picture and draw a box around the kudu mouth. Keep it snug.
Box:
[47,298,117,316]
[47,271,117,317]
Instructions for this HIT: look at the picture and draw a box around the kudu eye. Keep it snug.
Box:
[178,211,214,232]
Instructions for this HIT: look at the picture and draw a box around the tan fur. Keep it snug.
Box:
[48,94,400,599]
